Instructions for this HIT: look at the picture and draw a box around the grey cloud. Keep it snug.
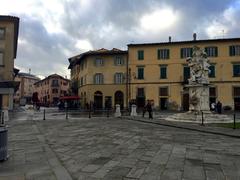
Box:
[12,0,240,78]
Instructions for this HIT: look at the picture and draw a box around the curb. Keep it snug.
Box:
[123,116,240,139]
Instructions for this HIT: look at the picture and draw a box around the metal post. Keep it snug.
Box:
[201,111,204,126]
[233,113,236,129]
[107,108,109,118]
[89,106,91,118]
[66,108,68,119]
[43,109,46,120]
[1,111,4,126]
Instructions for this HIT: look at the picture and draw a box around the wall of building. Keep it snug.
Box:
[128,39,240,110]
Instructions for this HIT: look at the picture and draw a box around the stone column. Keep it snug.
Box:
[114,104,121,117]
[130,104,137,116]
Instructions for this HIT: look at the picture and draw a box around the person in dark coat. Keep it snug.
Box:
[216,101,222,114]
[146,100,153,119]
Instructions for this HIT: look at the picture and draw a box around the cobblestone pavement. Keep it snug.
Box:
[1,117,240,180]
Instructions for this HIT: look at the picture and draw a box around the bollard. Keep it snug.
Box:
[66,108,68,119]
[1,111,4,126]
[201,111,204,126]
[107,108,109,118]
[43,109,46,120]
[89,108,91,118]
[233,113,236,129]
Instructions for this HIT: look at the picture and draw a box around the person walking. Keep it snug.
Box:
[146,101,153,119]
[216,101,222,114]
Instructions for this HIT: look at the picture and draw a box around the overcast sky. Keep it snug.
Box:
[1,0,240,79]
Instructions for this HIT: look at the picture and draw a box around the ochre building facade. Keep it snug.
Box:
[69,37,240,111]
[68,48,128,109]
[128,37,240,110]
[0,16,19,110]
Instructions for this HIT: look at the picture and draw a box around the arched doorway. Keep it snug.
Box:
[94,91,103,109]
[115,91,124,109]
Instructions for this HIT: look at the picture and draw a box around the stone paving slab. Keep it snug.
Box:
[2,115,240,179]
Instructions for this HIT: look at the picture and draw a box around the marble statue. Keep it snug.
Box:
[186,46,210,112]
[186,46,210,85]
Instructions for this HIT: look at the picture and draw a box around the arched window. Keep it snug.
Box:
[94,73,104,84]
[114,73,124,84]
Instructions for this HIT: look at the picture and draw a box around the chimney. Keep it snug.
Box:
[29,68,31,74]
[169,36,172,42]
[193,33,197,41]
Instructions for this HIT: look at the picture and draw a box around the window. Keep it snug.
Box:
[0,52,3,66]
[230,45,240,56]
[95,58,104,66]
[158,49,170,59]
[138,50,144,60]
[209,64,215,78]
[94,73,104,84]
[52,89,58,93]
[233,64,240,77]
[137,67,144,79]
[115,56,124,65]
[233,87,240,97]
[183,66,190,82]
[0,28,5,39]
[114,73,124,84]
[159,87,168,96]
[51,79,59,87]
[80,77,83,86]
[160,66,167,79]
[205,47,218,57]
[180,48,193,58]
[209,87,216,97]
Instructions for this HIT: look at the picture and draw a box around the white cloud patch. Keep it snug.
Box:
[75,39,93,51]
[140,8,179,33]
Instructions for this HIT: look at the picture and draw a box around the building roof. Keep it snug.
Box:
[68,48,128,69]
[34,73,70,85]
[0,15,20,58]
[18,72,41,80]
[127,37,240,47]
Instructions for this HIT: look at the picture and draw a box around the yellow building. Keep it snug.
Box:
[68,48,128,109]
[128,36,240,111]
[0,16,19,110]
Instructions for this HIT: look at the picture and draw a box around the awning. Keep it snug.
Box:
[59,96,80,100]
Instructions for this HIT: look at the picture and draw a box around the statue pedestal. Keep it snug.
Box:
[114,104,121,117]
[186,84,210,112]
[130,105,137,116]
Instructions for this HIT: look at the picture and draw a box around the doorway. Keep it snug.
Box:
[159,98,168,110]
[234,97,240,111]
[182,93,189,111]
[94,91,103,109]
[115,91,124,109]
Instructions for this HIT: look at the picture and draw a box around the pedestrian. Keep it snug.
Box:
[146,101,153,119]
[216,101,222,114]
[142,105,146,117]
[210,102,216,112]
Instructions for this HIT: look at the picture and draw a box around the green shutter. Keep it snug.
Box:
[138,50,144,60]
[157,49,160,59]
[180,49,183,58]
[230,46,235,56]
[184,67,190,81]
[167,49,170,59]
[160,66,167,79]
[138,68,144,79]
[215,47,218,57]
[209,65,215,77]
